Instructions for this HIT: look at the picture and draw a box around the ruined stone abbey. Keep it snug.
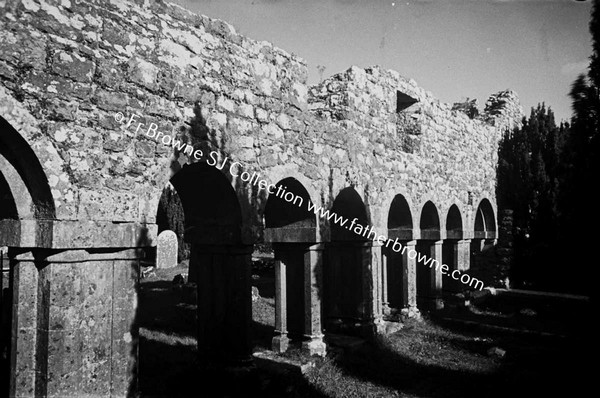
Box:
[0,0,522,396]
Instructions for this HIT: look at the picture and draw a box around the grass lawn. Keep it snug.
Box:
[138,265,592,397]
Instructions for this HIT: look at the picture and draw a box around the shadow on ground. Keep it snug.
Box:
[137,267,324,397]
[312,314,594,398]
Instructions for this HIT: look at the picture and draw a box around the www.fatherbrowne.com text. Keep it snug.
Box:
[115,112,485,290]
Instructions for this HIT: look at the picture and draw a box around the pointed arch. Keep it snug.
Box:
[446,204,463,239]
[330,187,369,241]
[419,200,440,240]
[170,162,242,245]
[0,116,55,220]
[387,193,414,240]
[474,198,497,239]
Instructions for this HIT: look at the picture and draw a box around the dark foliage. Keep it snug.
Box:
[497,106,568,291]
[497,0,599,295]
[156,184,190,262]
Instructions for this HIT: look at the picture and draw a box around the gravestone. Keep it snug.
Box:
[157,230,178,269]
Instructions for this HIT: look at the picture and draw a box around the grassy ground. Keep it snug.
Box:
[304,319,592,398]
[138,265,592,397]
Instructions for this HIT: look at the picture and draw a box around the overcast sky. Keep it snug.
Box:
[172,0,594,122]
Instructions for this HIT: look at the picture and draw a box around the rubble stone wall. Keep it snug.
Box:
[0,0,523,245]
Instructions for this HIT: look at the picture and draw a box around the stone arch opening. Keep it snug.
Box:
[330,187,369,242]
[474,198,496,239]
[155,184,189,264]
[264,178,321,353]
[0,116,56,397]
[264,177,315,229]
[0,171,18,220]
[419,201,441,239]
[417,200,443,310]
[443,204,465,294]
[385,194,414,314]
[169,162,251,366]
[325,187,371,335]
[0,116,55,220]
[446,205,463,235]
[472,198,497,270]
[388,194,413,231]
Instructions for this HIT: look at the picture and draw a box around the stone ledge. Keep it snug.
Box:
[0,219,157,249]
[9,248,143,263]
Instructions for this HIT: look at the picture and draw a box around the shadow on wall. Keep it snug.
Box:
[135,104,329,396]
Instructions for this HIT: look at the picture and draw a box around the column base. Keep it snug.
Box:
[400,306,421,321]
[374,318,403,335]
[382,303,392,316]
[271,334,290,353]
[302,336,326,357]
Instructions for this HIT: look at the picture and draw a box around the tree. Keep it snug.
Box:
[497,105,567,290]
[156,183,190,263]
[557,0,599,296]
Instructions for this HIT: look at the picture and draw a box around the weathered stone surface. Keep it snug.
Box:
[7,249,138,398]
[0,0,524,394]
[1,0,521,241]
[156,230,177,269]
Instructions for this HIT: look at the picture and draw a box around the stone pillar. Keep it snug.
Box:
[381,249,390,315]
[367,242,383,321]
[401,240,419,319]
[429,241,443,309]
[9,248,138,398]
[446,239,470,293]
[302,244,326,357]
[359,241,382,336]
[475,239,485,252]
[194,244,252,366]
[272,259,289,353]
[458,239,471,272]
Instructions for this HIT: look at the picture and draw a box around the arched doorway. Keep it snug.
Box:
[170,162,251,366]
[324,187,372,335]
[385,194,415,316]
[263,177,324,355]
[417,201,443,310]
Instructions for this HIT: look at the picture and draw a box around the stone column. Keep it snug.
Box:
[9,248,138,398]
[446,239,469,293]
[272,259,289,353]
[302,244,326,357]
[429,241,444,310]
[359,241,382,336]
[368,242,383,321]
[401,240,419,319]
[381,249,390,315]
[9,251,38,397]
[458,239,471,272]
[195,244,252,366]
[474,238,485,252]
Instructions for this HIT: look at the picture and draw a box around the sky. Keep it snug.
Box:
[172,0,594,122]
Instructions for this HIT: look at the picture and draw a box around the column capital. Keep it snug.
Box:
[403,240,417,247]
[307,243,326,251]
[369,240,384,248]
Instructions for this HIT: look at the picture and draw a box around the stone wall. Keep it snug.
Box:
[0,0,526,395]
[0,0,522,246]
